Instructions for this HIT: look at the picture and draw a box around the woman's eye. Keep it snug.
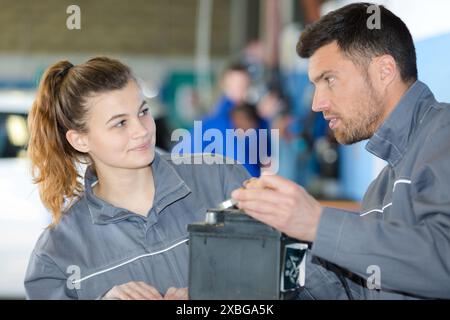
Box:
[115,120,126,128]
[139,108,149,117]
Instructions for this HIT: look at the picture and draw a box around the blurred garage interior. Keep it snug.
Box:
[1,0,450,299]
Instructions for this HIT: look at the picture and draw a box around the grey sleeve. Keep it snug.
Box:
[24,252,78,300]
[219,162,252,199]
[312,192,450,299]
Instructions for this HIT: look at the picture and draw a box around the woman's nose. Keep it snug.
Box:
[131,119,150,139]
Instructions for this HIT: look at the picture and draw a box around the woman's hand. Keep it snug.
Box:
[164,287,189,300]
[102,281,163,300]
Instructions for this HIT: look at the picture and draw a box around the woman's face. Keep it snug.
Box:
[81,80,156,171]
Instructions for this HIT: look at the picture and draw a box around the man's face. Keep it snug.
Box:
[308,41,385,144]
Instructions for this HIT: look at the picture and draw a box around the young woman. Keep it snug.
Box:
[24,57,250,300]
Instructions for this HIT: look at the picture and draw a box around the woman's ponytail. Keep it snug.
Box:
[28,61,83,227]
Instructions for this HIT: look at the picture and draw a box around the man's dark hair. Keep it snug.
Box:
[297,2,417,84]
[230,102,261,124]
[220,62,250,82]
[226,62,249,74]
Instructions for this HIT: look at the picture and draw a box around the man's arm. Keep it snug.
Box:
[232,116,450,299]
[312,205,450,299]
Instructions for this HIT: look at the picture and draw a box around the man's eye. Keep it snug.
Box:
[139,108,149,117]
[325,76,335,85]
[115,120,126,128]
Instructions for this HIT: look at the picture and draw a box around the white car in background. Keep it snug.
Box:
[0,90,50,299]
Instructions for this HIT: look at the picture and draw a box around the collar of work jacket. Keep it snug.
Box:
[366,81,437,167]
[84,152,191,225]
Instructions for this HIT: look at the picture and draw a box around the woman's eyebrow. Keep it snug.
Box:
[139,100,147,109]
[105,101,146,125]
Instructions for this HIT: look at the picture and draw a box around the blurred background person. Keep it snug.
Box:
[188,62,271,177]
[230,101,272,174]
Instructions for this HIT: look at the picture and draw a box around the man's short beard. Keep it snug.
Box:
[335,77,384,145]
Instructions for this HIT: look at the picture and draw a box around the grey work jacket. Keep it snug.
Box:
[24,153,250,299]
[301,81,450,299]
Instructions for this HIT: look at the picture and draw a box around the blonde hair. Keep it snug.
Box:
[28,56,133,226]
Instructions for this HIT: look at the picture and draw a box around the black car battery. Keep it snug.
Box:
[187,208,308,300]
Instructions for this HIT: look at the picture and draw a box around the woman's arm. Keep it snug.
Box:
[24,252,78,300]
[219,160,252,200]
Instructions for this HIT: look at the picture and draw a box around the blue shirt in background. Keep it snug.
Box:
[190,95,271,177]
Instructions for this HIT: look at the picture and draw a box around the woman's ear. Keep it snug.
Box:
[66,129,90,153]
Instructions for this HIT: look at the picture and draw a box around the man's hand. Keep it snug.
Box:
[231,173,323,242]
[164,287,189,300]
[102,281,163,300]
